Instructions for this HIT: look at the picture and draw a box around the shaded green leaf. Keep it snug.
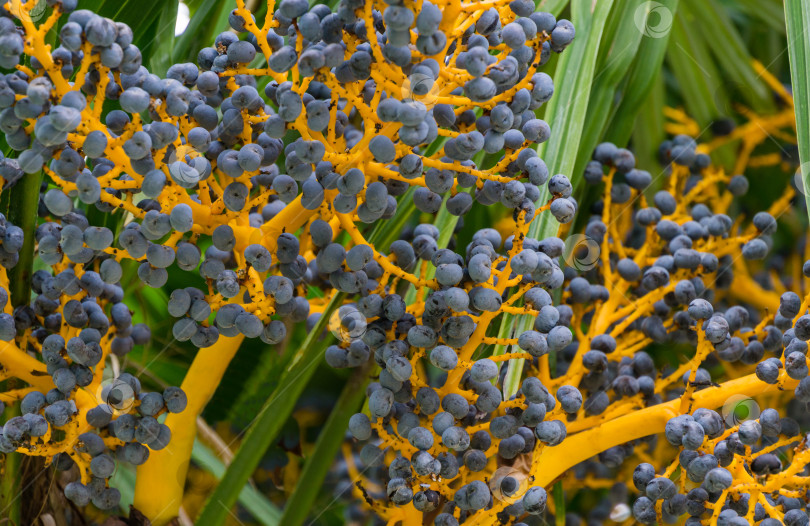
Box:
[687,0,773,114]
[173,0,228,65]
[195,290,346,526]
[278,363,372,526]
[500,0,616,395]
[573,0,648,188]
[664,8,722,127]
[786,0,810,219]
[722,0,785,34]
[191,440,282,525]
[604,0,679,146]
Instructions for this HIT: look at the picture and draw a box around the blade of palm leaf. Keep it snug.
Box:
[688,0,773,113]
[114,425,283,522]
[594,0,631,67]
[664,9,722,127]
[93,0,165,35]
[554,481,566,526]
[277,362,372,526]
[184,0,206,11]
[502,0,616,398]
[81,0,173,64]
[632,71,666,191]
[173,0,228,64]
[190,439,282,525]
[224,333,295,426]
[147,0,179,79]
[571,0,647,191]
[725,0,785,34]
[786,0,810,219]
[195,290,345,526]
[603,0,679,146]
[667,5,741,169]
[757,26,789,73]
[109,462,136,513]
[537,0,569,17]
[535,0,616,182]
[0,166,40,524]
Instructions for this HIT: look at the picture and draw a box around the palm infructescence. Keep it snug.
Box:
[1,0,810,525]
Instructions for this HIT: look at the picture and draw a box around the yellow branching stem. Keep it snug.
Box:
[0,341,51,392]
[341,77,808,525]
[529,371,797,490]
[134,334,245,523]
[1,0,808,523]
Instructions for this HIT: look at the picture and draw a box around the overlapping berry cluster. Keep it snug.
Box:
[332,98,810,525]
[0,0,578,518]
[1,0,809,523]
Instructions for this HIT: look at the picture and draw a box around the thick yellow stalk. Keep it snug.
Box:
[475,372,799,526]
[530,372,796,487]
[134,191,314,523]
[0,341,52,391]
[134,334,245,524]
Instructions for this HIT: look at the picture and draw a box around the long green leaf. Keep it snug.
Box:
[278,363,371,526]
[173,0,227,64]
[0,169,41,524]
[195,291,345,525]
[554,481,566,526]
[4,172,40,307]
[0,405,21,524]
[110,462,136,513]
[538,0,569,17]
[786,0,810,219]
[80,0,172,62]
[723,0,785,34]
[536,0,615,180]
[572,0,647,188]
[604,0,679,146]
[687,0,773,114]
[501,0,616,395]
[191,440,282,525]
[632,71,666,186]
[146,0,179,77]
[664,9,724,127]
[223,336,293,427]
[115,438,282,524]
